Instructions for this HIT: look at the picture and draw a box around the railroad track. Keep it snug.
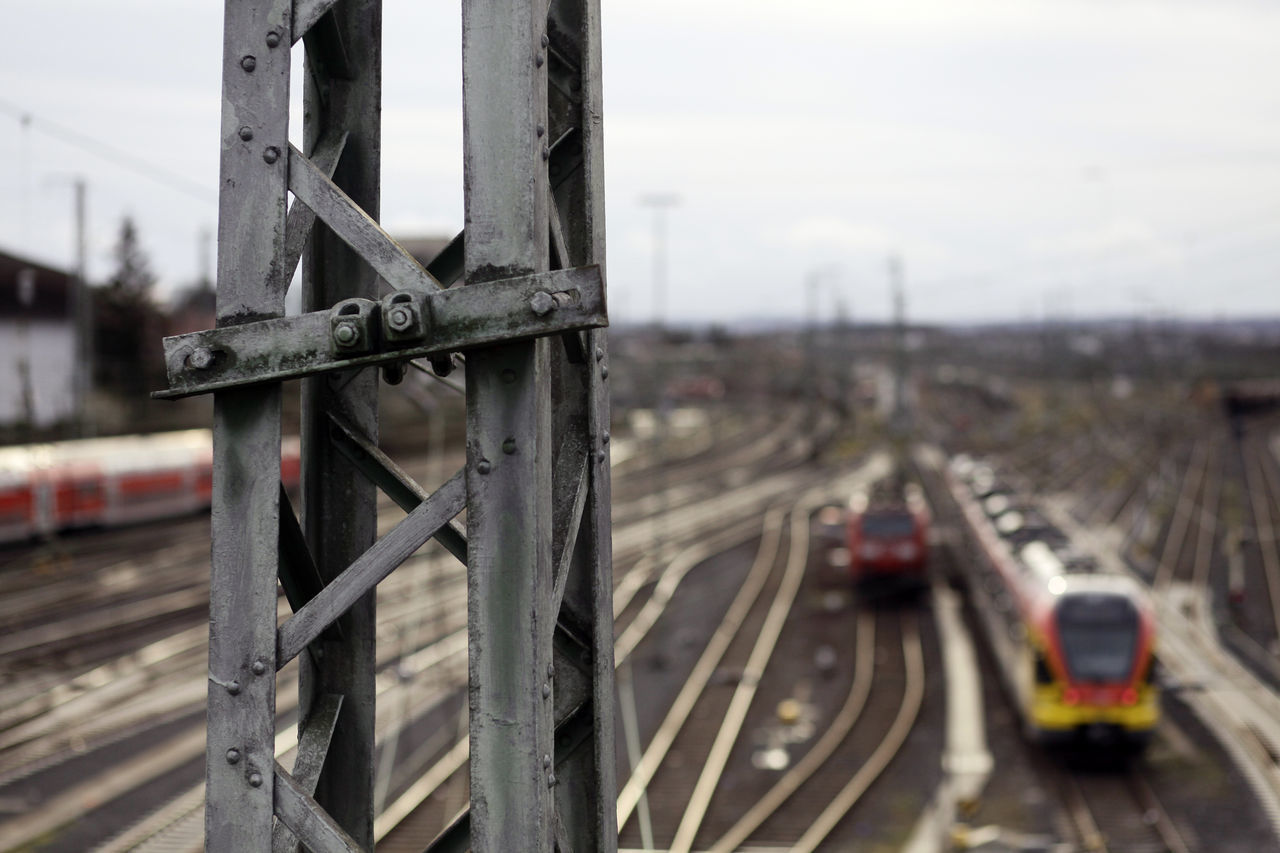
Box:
[1057,765,1192,853]
[0,406,851,851]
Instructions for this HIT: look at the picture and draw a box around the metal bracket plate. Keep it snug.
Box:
[155,266,606,398]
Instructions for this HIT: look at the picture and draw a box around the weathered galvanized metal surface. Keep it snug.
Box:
[276,470,466,667]
[156,265,606,398]
[205,0,291,849]
[297,0,382,847]
[199,0,614,848]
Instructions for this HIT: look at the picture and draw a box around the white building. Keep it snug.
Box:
[0,251,78,429]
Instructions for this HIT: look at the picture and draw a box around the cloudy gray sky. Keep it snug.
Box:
[1,0,1277,324]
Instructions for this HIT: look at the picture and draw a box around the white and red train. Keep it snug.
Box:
[941,454,1159,748]
[0,430,300,544]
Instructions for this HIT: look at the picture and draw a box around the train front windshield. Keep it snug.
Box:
[861,512,915,539]
[1055,594,1139,683]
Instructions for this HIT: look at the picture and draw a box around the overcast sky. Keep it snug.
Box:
[1,0,1277,324]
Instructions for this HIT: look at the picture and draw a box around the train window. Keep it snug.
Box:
[860,512,915,538]
[1056,594,1139,683]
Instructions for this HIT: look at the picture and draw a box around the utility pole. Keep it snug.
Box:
[73,178,91,436]
[158,2,616,849]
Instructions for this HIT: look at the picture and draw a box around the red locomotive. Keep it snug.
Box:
[846,477,930,591]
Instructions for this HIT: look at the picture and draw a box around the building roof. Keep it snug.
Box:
[0,249,73,321]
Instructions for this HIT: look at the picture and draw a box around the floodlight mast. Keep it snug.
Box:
[184,1,615,850]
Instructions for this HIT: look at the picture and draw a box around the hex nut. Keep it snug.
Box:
[529,291,555,316]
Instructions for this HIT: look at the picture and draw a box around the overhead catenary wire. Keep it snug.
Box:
[0,96,216,205]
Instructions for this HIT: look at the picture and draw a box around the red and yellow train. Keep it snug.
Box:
[0,430,300,544]
[943,455,1158,748]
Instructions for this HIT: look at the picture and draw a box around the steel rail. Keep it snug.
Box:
[1059,772,1109,853]
[1190,435,1224,591]
[614,503,788,829]
[1242,432,1280,647]
[789,610,924,853]
[1154,439,1208,591]
[706,612,876,853]
[1128,768,1193,853]
[665,493,823,853]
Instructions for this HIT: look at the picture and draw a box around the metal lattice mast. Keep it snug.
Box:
[158,1,614,850]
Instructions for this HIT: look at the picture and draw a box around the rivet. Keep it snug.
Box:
[501,368,517,384]
[541,146,550,162]
[601,365,609,379]
[536,125,545,138]
[265,31,281,48]
[226,748,241,765]
[226,680,240,696]
[251,660,267,676]
[190,347,215,369]
[547,773,556,788]
[603,431,610,444]
[543,754,552,769]
[595,347,604,362]
[541,33,549,49]
[502,438,517,455]
[535,55,544,68]
[542,682,551,698]
[241,55,257,72]
[597,450,606,464]
[477,459,491,475]
[530,291,555,316]
[238,126,254,142]
[248,772,263,788]
[263,146,280,165]
[547,663,554,678]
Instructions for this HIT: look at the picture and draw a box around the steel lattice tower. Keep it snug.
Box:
[157,1,615,849]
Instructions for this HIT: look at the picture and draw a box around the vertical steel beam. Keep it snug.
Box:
[206,1,291,849]
[299,2,381,849]
[463,1,556,849]
[546,0,617,848]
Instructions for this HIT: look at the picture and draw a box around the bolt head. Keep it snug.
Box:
[530,291,555,316]
[601,365,609,379]
[541,33,549,48]
[603,431,610,444]
[241,55,257,72]
[226,681,240,696]
[334,322,359,346]
[543,754,552,769]
[226,748,241,764]
[541,146,550,161]
[190,347,215,369]
[547,773,557,788]
[238,126,254,142]
[595,347,605,362]
[263,146,280,165]
[477,459,491,475]
[502,438,517,455]
[388,306,413,330]
[251,660,267,676]
[265,31,281,48]
[542,682,551,699]
[248,772,263,788]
